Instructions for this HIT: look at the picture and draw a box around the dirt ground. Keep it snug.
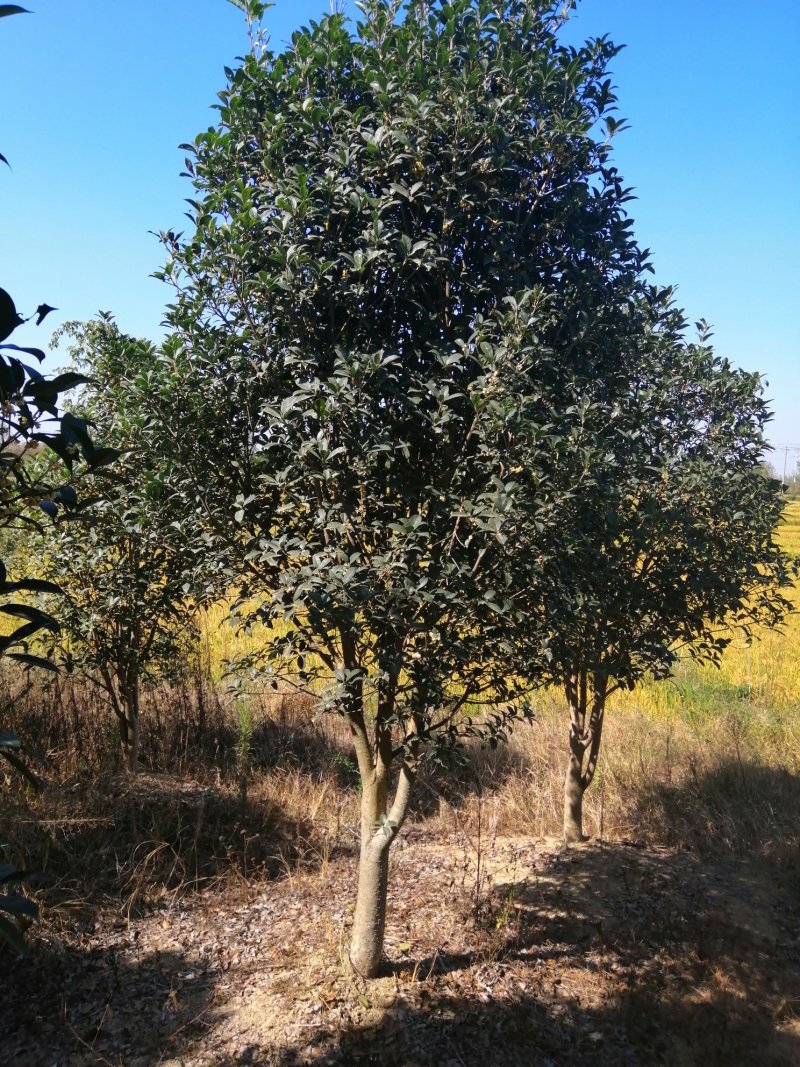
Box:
[4,830,800,1067]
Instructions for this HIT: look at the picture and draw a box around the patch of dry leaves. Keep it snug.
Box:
[4,831,800,1066]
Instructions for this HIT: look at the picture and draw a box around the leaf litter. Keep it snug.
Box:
[3,833,800,1065]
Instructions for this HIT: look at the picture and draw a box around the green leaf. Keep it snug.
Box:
[0,286,24,342]
[6,652,60,673]
[0,730,21,750]
[0,603,61,632]
[1,342,46,362]
[0,748,43,790]
[0,893,38,920]
[34,303,57,325]
[0,912,27,955]
[1,578,62,595]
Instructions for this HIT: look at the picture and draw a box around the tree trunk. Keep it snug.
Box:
[124,712,140,774]
[562,673,607,844]
[350,833,391,977]
[343,646,413,979]
[121,677,141,775]
[563,750,585,843]
[348,762,413,977]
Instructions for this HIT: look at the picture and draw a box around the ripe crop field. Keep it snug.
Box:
[613,499,800,718]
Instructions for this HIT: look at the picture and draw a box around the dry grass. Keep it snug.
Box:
[443,696,800,873]
[3,669,799,934]
[0,672,360,916]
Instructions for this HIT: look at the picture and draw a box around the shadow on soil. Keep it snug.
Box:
[5,761,800,1065]
[3,704,365,919]
[4,772,319,925]
[275,764,800,1066]
[2,943,225,1067]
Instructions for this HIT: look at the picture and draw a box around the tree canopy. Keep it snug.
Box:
[34,317,206,773]
[137,0,676,975]
[524,295,796,840]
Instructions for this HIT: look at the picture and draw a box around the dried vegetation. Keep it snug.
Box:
[2,663,800,1064]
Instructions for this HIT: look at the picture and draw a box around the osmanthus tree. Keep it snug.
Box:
[144,0,657,976]
[34,317,209,775]
[534,295,796,843]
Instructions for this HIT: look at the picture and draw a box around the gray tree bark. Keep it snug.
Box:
[350,831,391,977]
[342,638,414,978]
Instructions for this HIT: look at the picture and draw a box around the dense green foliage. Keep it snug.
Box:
[528,297,796,838]
[138,0,680,973]
[151,0,649,722]
[34,318,207,773]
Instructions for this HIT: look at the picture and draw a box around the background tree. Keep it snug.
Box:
[142,0,659,976]
[532,296,796,843]
[35,317,206,775]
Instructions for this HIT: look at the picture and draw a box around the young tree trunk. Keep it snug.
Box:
[563,748,585,843]
[121,675,141,775]
[343,645,412,978]
[350,828,391,977]
[562,672,607,843]
[348,763,413,978]
[124,710,140,774]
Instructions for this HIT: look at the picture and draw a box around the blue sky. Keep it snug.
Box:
[3,1,798,451]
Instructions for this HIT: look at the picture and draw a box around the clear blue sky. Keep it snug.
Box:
[3,1,798,450]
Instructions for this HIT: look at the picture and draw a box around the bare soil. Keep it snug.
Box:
[4,828,800,1066]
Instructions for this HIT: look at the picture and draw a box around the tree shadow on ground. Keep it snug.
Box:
[631,757,800,874]
[2,942,227,1067]
[409,741,528,819]
[276,827,800,1066]
[246,715,360,787]
[4,773,318,923]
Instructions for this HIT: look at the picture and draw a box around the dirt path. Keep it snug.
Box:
[4,835,800,1065]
